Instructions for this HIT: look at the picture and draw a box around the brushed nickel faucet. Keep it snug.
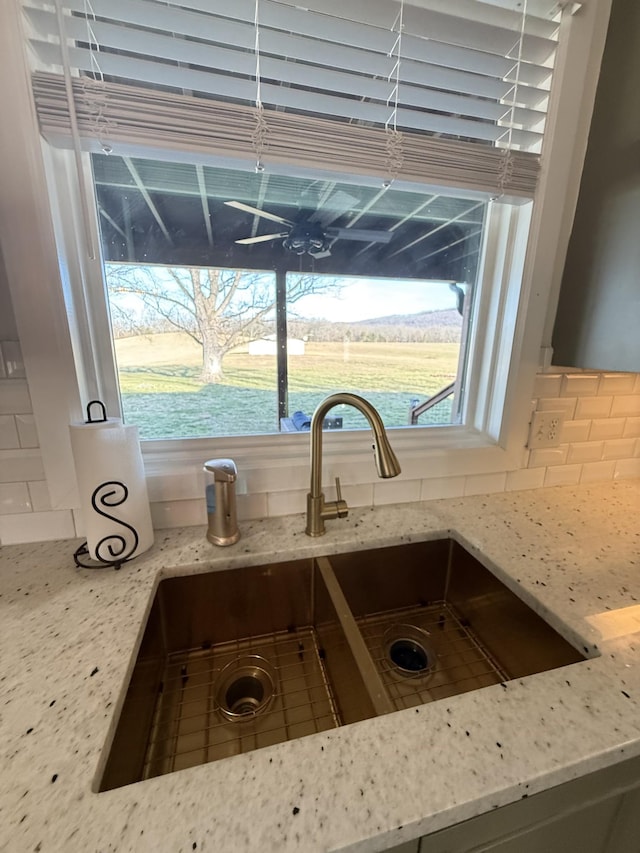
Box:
[305,393,401,537]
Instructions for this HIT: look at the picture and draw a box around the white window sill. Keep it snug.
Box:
[141,424,524,505]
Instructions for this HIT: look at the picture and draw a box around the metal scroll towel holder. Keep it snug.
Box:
[73,400,140,571]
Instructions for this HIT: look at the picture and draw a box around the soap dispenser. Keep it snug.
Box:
[204,458,240,546]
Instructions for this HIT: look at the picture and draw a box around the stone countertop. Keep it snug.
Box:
[1,480,640,853]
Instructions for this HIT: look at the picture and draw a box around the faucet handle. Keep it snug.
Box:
[334,477,348,518]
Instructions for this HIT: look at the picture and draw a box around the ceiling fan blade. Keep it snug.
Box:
[328,227,393,244]
[224,200,294,227]
[235,232,289,245]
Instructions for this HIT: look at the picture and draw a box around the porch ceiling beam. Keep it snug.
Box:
[352,194,439,259]
[98,205,127,240]
[123,156,174,246]
[250,172,270,238]
[386,200,484,260]
[195,164,214,247]
[415,228,483,264]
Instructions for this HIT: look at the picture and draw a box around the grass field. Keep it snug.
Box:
[114,332,460,439]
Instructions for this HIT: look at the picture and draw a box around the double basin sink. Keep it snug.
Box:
[100,538,586,791]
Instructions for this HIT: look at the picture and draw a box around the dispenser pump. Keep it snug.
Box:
[204,458,240,546]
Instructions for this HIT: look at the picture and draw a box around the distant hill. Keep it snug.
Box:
[288,307,462,343]
[355,309,461,328]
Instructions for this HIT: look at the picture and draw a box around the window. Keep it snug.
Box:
[95,154,485,439]
[0,0,613,508]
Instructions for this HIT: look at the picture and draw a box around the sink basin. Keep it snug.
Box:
[99,539,587,791]
[99,557,382,791]
[329,539,586,711]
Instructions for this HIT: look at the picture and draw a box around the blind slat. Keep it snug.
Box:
[25,5,549,110]
[267,0,560,38]
[178,0,558,64]
[27,12,547,130]
[24,0,558,196]
[31,41,543,149]
[55,0,556,88]
[32,72,540,197]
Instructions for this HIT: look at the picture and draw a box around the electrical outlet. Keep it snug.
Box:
[528,410,566,448]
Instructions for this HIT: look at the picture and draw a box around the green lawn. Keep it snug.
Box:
[114,333,459,439]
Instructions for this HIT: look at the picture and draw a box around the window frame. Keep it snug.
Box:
[0,0,613,511]
[31,146,536,501]
[65,150,529,438]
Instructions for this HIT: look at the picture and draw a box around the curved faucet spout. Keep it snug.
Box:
[306,393,401,536]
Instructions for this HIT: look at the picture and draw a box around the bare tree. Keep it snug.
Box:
[106,265,337,383]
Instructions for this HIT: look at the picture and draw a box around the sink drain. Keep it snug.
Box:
[389,639,429,672]
[216,655,277,721]
[383,624,437,679]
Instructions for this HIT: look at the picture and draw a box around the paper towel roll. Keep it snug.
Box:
[70,417,154,564]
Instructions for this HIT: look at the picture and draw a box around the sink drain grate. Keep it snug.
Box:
[357,601,508,711]
[215,655,277,720]
[142,627,340,778]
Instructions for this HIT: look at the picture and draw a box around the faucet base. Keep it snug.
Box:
[305,493,348,537]
[305,494,326,537]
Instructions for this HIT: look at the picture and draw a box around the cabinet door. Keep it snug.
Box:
[420,795,621,853]
[419,755,640,853]
[387,842,420,853]
[603,786,640,853]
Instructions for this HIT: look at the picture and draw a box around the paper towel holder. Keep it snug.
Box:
[86,399,108,423]
[73,399,147,571]
[73,478,140,571]
[74,539,125,571]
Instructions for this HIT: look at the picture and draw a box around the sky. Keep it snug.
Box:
[291,277,457,322]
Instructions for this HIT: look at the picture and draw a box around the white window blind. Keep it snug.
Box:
[22,0,562,197]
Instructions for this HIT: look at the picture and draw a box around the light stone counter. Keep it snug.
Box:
[1,480,640,853]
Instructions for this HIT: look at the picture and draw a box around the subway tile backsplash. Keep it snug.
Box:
[530,372,640,487]
[599,373,637,395]
[1,359,639,545]
[0,378,32,415]
[0,414,19,450]
[0,338,75,543]
[561,373,600,397]
[0,509,76,545]
[543,464,582,488]
[623,418,640,438]
[589,418,625,441]
[1,340,26,379]
[575,395,613,420]
[0,482,31,515]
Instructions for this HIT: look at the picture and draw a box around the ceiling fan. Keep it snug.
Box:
[224,199,392,258]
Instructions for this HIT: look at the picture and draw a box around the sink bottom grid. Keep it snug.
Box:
[357,601,509,711]
[142,626,340,778]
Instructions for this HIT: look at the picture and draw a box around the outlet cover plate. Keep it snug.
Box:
[528,410,566,449]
